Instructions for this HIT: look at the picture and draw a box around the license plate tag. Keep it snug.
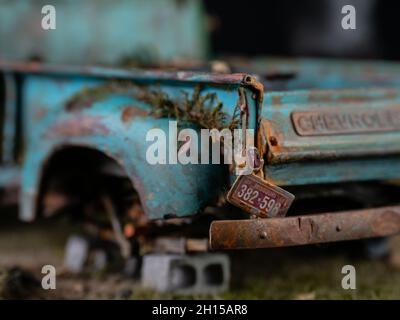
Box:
[227,174,295,218]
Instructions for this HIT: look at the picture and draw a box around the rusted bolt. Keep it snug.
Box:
[260,231,268,239]
[269,136,278,146]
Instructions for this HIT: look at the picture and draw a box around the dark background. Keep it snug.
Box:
[205,0,400,60]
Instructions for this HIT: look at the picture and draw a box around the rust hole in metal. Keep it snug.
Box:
[244,75,252,83]
[121,105,148,123]
[259,231,267,239]
[269,136,278,146]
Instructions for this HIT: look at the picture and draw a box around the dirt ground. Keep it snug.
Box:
[1,207,400,300]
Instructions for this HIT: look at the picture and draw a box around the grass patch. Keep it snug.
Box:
[130,253,400,300]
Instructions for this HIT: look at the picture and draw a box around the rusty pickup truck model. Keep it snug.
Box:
[1,58,400,252]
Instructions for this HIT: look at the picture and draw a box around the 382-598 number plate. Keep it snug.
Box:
[227,174,295,218]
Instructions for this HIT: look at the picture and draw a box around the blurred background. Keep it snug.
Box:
[1,0,399,65]
[206,0,397,60]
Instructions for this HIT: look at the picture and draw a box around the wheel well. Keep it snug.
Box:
[37,146,144,223]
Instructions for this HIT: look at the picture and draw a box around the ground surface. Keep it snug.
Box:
[1,207,400,300]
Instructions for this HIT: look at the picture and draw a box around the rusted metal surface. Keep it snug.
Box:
[260,86,400,186]
[262,88,400,165]
[228,57,400,90]
[1,54,400,247]
[16,68,262,222]
[0,60,253,86]
[227,57,400,186]
[291,107,400,136]
[209,205,400,250]
[121,106,148,123]
[46,115,111,137]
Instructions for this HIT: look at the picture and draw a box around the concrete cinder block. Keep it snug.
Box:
[141,253,230,294]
